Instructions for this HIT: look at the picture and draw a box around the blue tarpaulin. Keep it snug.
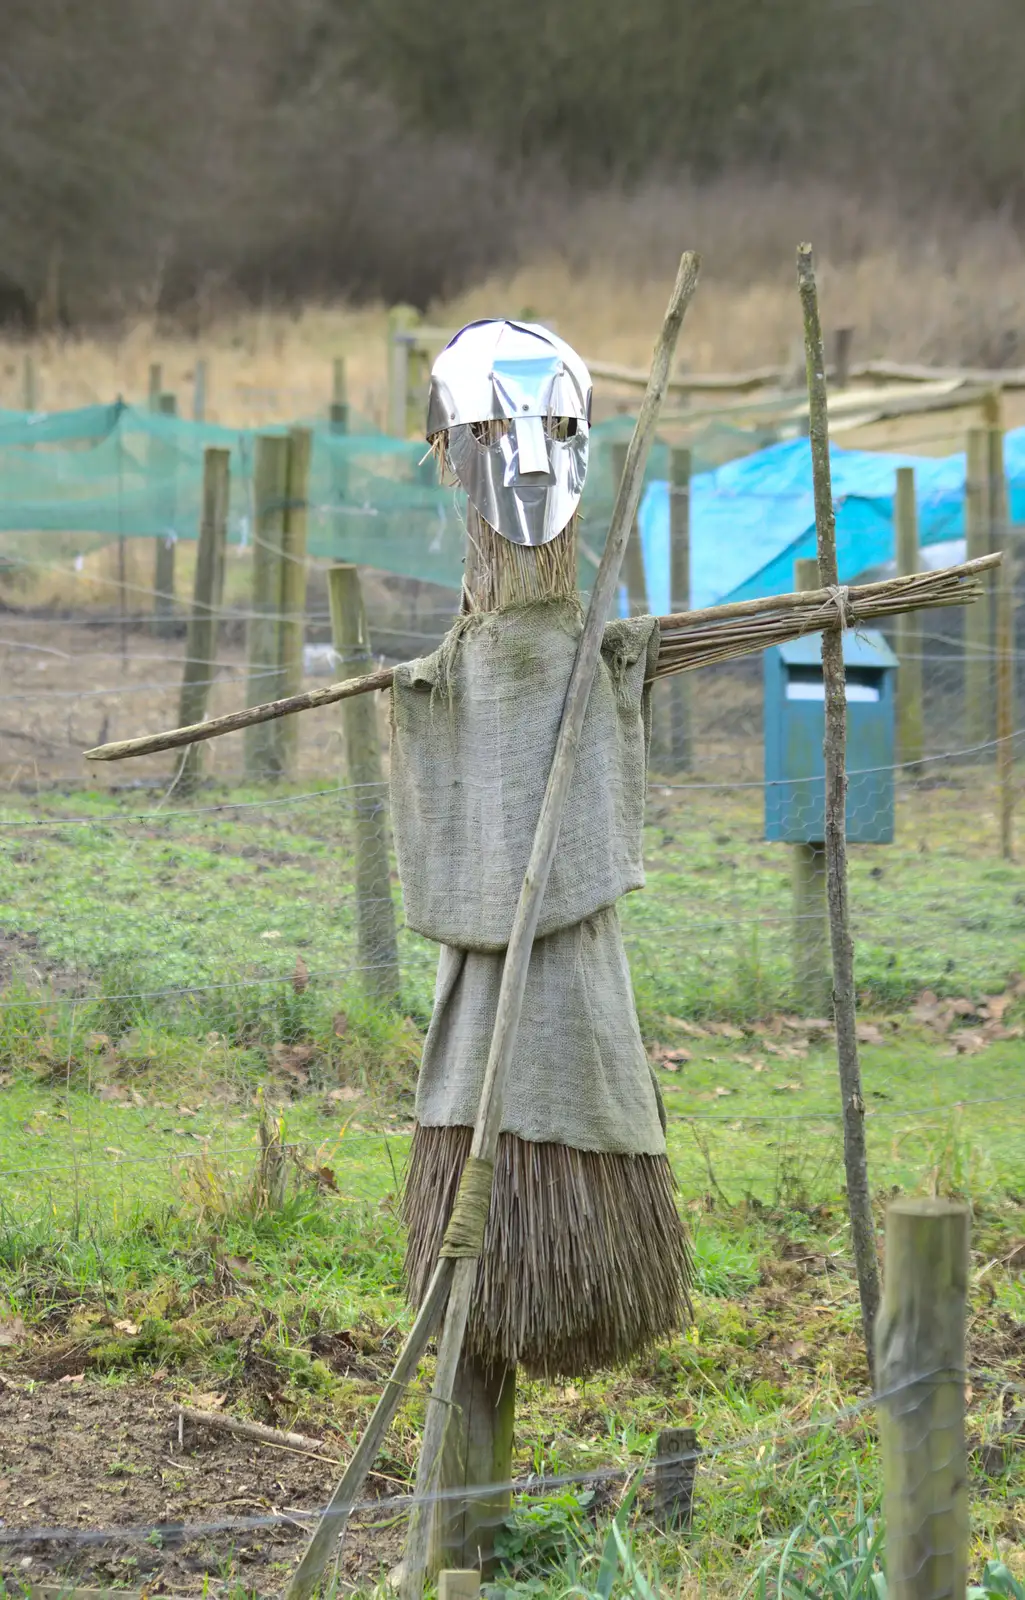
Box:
[636,429,1025,614]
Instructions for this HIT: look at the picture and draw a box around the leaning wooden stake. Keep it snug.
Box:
[282,248,702,1600]
[875,1198,969,1600]
[797,243,881,1375]
[791,556,830,1016]
[277,428,312,782]
[175,449,230,795]
[667,446,693,771]
[245,434,290,781]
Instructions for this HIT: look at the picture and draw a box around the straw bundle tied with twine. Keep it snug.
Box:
[83,555,999,765]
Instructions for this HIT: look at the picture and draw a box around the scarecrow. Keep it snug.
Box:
[389,319,691,1561]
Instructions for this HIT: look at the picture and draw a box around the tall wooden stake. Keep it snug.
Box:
[277,429,311,782]
[153,393,178,639]
[328,565,400,1002]
[245,435,290,781]
[875,1199,969,1600]
[895,467,924,769]
[797,243,880,1375]
[193,358,208,422]
[991,426,1015,858]
[611,440,649,614]
[668,446,693,771]
[281,248,702,1600]
[964,428,992,748]
[791,557,830,1015]
[176,449,230,795]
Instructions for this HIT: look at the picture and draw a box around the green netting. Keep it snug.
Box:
[0,401,775,592]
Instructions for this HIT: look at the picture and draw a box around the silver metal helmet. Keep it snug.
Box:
[426,319,592,547]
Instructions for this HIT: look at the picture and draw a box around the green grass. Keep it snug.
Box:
[1,775,1024,1594]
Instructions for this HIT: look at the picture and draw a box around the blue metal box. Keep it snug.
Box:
[764,630,898,844]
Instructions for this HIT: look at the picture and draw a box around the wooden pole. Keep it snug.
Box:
[330,357,349,434]
[175,449,230,795]
[875,1198,970,1600]
[328,565,400,1002]
[797,243,880,1376]
[792,556,830,1016]
[153,393,178,639]
[277,429,311,782]
[148,363,162,412]
[245,434,290,781]
[651,1426,698,1532]
[429,1362,515,1576]
[611,439,649,615]
[668,446,693,771]
[438,1572,481,1600]
[193,358,207,422]
[388,307,420,437]
[833,327,853,390]
[964,428,992,748]
[895,467,924,769]
[22,353,37,413]
[991,426,1015,858]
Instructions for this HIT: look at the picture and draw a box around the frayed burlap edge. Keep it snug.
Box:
[403,1123,692,1379]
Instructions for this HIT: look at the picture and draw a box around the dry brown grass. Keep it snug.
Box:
[3,180,1024,429]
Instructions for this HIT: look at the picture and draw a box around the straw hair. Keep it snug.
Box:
[403,1125,692,1378]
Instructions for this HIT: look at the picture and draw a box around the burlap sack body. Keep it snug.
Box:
[390,602,666,1157]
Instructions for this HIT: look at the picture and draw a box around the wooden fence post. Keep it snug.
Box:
[330,357,349,434]
[193,358,208,422]
[22,353,37,413]
[328,565,401,1001]
[792,556,831,1014]
[668,446,693,771]
[437,1574,480,1600]
[153,392,179,638]
[176,449,230,794]
[895,467,924,770]
[611,440,648,615]
[965,428,993,748]
[990,426,1015,858]
[277,428,312,782]
[245,434,290,781]
[388,306,420,437]
[651,1426,698,1531]
[833,327,854,390]
[875,1198,970,1600]
[428,1359,515,1579]
[148,363,162,412]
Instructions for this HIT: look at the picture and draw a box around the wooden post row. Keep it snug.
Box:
[895,467,924,769]
[791,556,830,1015]
[153,392,178,638]
[176,449,230,794]
[875,1198,969,1600]
[328,565,401,1002]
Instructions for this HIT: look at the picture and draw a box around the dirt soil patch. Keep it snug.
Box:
[0,1376,401,1595]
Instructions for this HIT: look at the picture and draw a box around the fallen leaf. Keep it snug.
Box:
[328,1085,360,1103]
[59,1373,85,1385]
[272,1042,316,1078]
[96,1083,127,1102]
[85,1032,111,1051]
[952,1032,987,1056]
[333,1012,350,1038]
[856,1023,885,1046]
[709,1022,745,1040]
[980,994,1013,1021]
[292,955,309,995]
[113,1319,139,1336]
[773,1081,805,1093]
[103,1146,125,1160]
[316,1166,338,1191]
[753,1062,767,1073]
[192,1390,226,1410]
[0,1315,27,1347]
[712,1085,734,1098]
[176,1104,197,1117]
[665,1017,710,1038]
[260,929,282,940]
